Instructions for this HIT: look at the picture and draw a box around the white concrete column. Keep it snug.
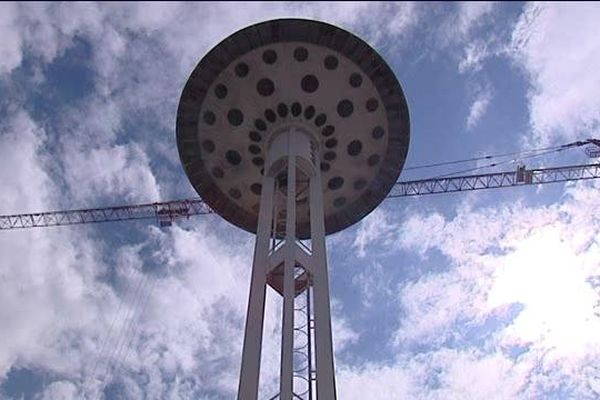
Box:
[309,168,337,399]
[238,172,275,400]
[280,131,297,399]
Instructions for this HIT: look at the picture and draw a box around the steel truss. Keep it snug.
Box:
[1,163,599,231]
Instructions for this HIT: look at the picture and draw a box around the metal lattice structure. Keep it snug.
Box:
[2,163,599,231]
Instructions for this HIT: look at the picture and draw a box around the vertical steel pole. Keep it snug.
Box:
[238,172,275,399]
[309,167,337,399]
[280,130,297,399]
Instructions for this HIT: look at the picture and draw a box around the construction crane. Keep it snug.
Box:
[1,160,599,231]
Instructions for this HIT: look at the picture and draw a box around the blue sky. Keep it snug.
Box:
[1,2,599,399]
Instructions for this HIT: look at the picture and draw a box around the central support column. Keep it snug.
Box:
[280,132,297,399]
[237,125,337,400]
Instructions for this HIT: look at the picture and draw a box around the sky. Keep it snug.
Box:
[0,2,599,399]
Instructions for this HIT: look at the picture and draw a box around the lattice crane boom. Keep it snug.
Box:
[1,162,599,231]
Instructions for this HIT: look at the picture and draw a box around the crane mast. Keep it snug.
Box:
[1,162,599,231]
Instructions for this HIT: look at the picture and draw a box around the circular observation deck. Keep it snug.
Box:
[176,18,410,238]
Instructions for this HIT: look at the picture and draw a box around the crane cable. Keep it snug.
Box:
[403,139,595,172]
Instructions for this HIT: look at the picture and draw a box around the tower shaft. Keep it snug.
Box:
[238,127,337,400]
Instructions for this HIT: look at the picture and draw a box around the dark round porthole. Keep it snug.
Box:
[248,144,261,155]
[249,131,262,142]
[347,140,362,156]
[366,98,379,112]
[328,176,344,190]
[252,157,264,166]
[368,154,381,166]
[264,109,276,123]
[294,46,308,62]
[203,111,216,125]
[349,73,362,88]
[202,140,215,153]
[315,114,327,127]
[304,105,315,120]
[262,49,277,65]
[291,102,302,117]
[324,151,336,161]
[227,109,244,126]
[321,125,335,137]
[325,138,338,149]
[257,78,275,97]
[235,62,249,77]
[372,126,385,140]
[301,75,319,93]
[277,103,289,118]
[324,55,339,70]
[337,100,353,118]
[226,150,242,166]
[255,119,267,131]
[214,84,228,99]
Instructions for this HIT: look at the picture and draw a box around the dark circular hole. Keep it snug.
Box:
[349,73,363,88]
[325,138,338,149]
[226,150,242,166]
[249,131,262,142]
[337,100,354,118]
[252,157,264,166]
[235,62,249,77]
[262,49,277,64]
[315,114,327,127]
[257,78,275,97]
[229,188,242,199]
[291,102,302,117]
[265,109,276,123]
[251,183,262,195]
[214,84,228,99]
[372,126,385,139]
[324,151,336,161]
[333,197,347,207]
[304,105,315,120]
[321,125,335,137]
[347,140,362,156]
[301,75,319,93]
[366,98,379,112]
[203,111,216,125]
[354,178,367,190]
[324,55,339,70]
[248,144,261,155]
[294,47,308,62]
[320,162,330,172]
[212,167,224,178]
[227,109,244,126]
[255,119,267,131]
[327,176,344,190]
[277,103,289,118]
[202,140,215,153]
[368,154,381,166]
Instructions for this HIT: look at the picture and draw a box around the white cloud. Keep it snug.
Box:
[40,381,79,400]
[0,3,22,75]
[511,2,600,144]
[62,143,161,203]
[352,209,394,258]
[466,83,493,130]
[392,181,600,396]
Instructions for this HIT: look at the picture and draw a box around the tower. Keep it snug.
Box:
[176,19,410,399]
